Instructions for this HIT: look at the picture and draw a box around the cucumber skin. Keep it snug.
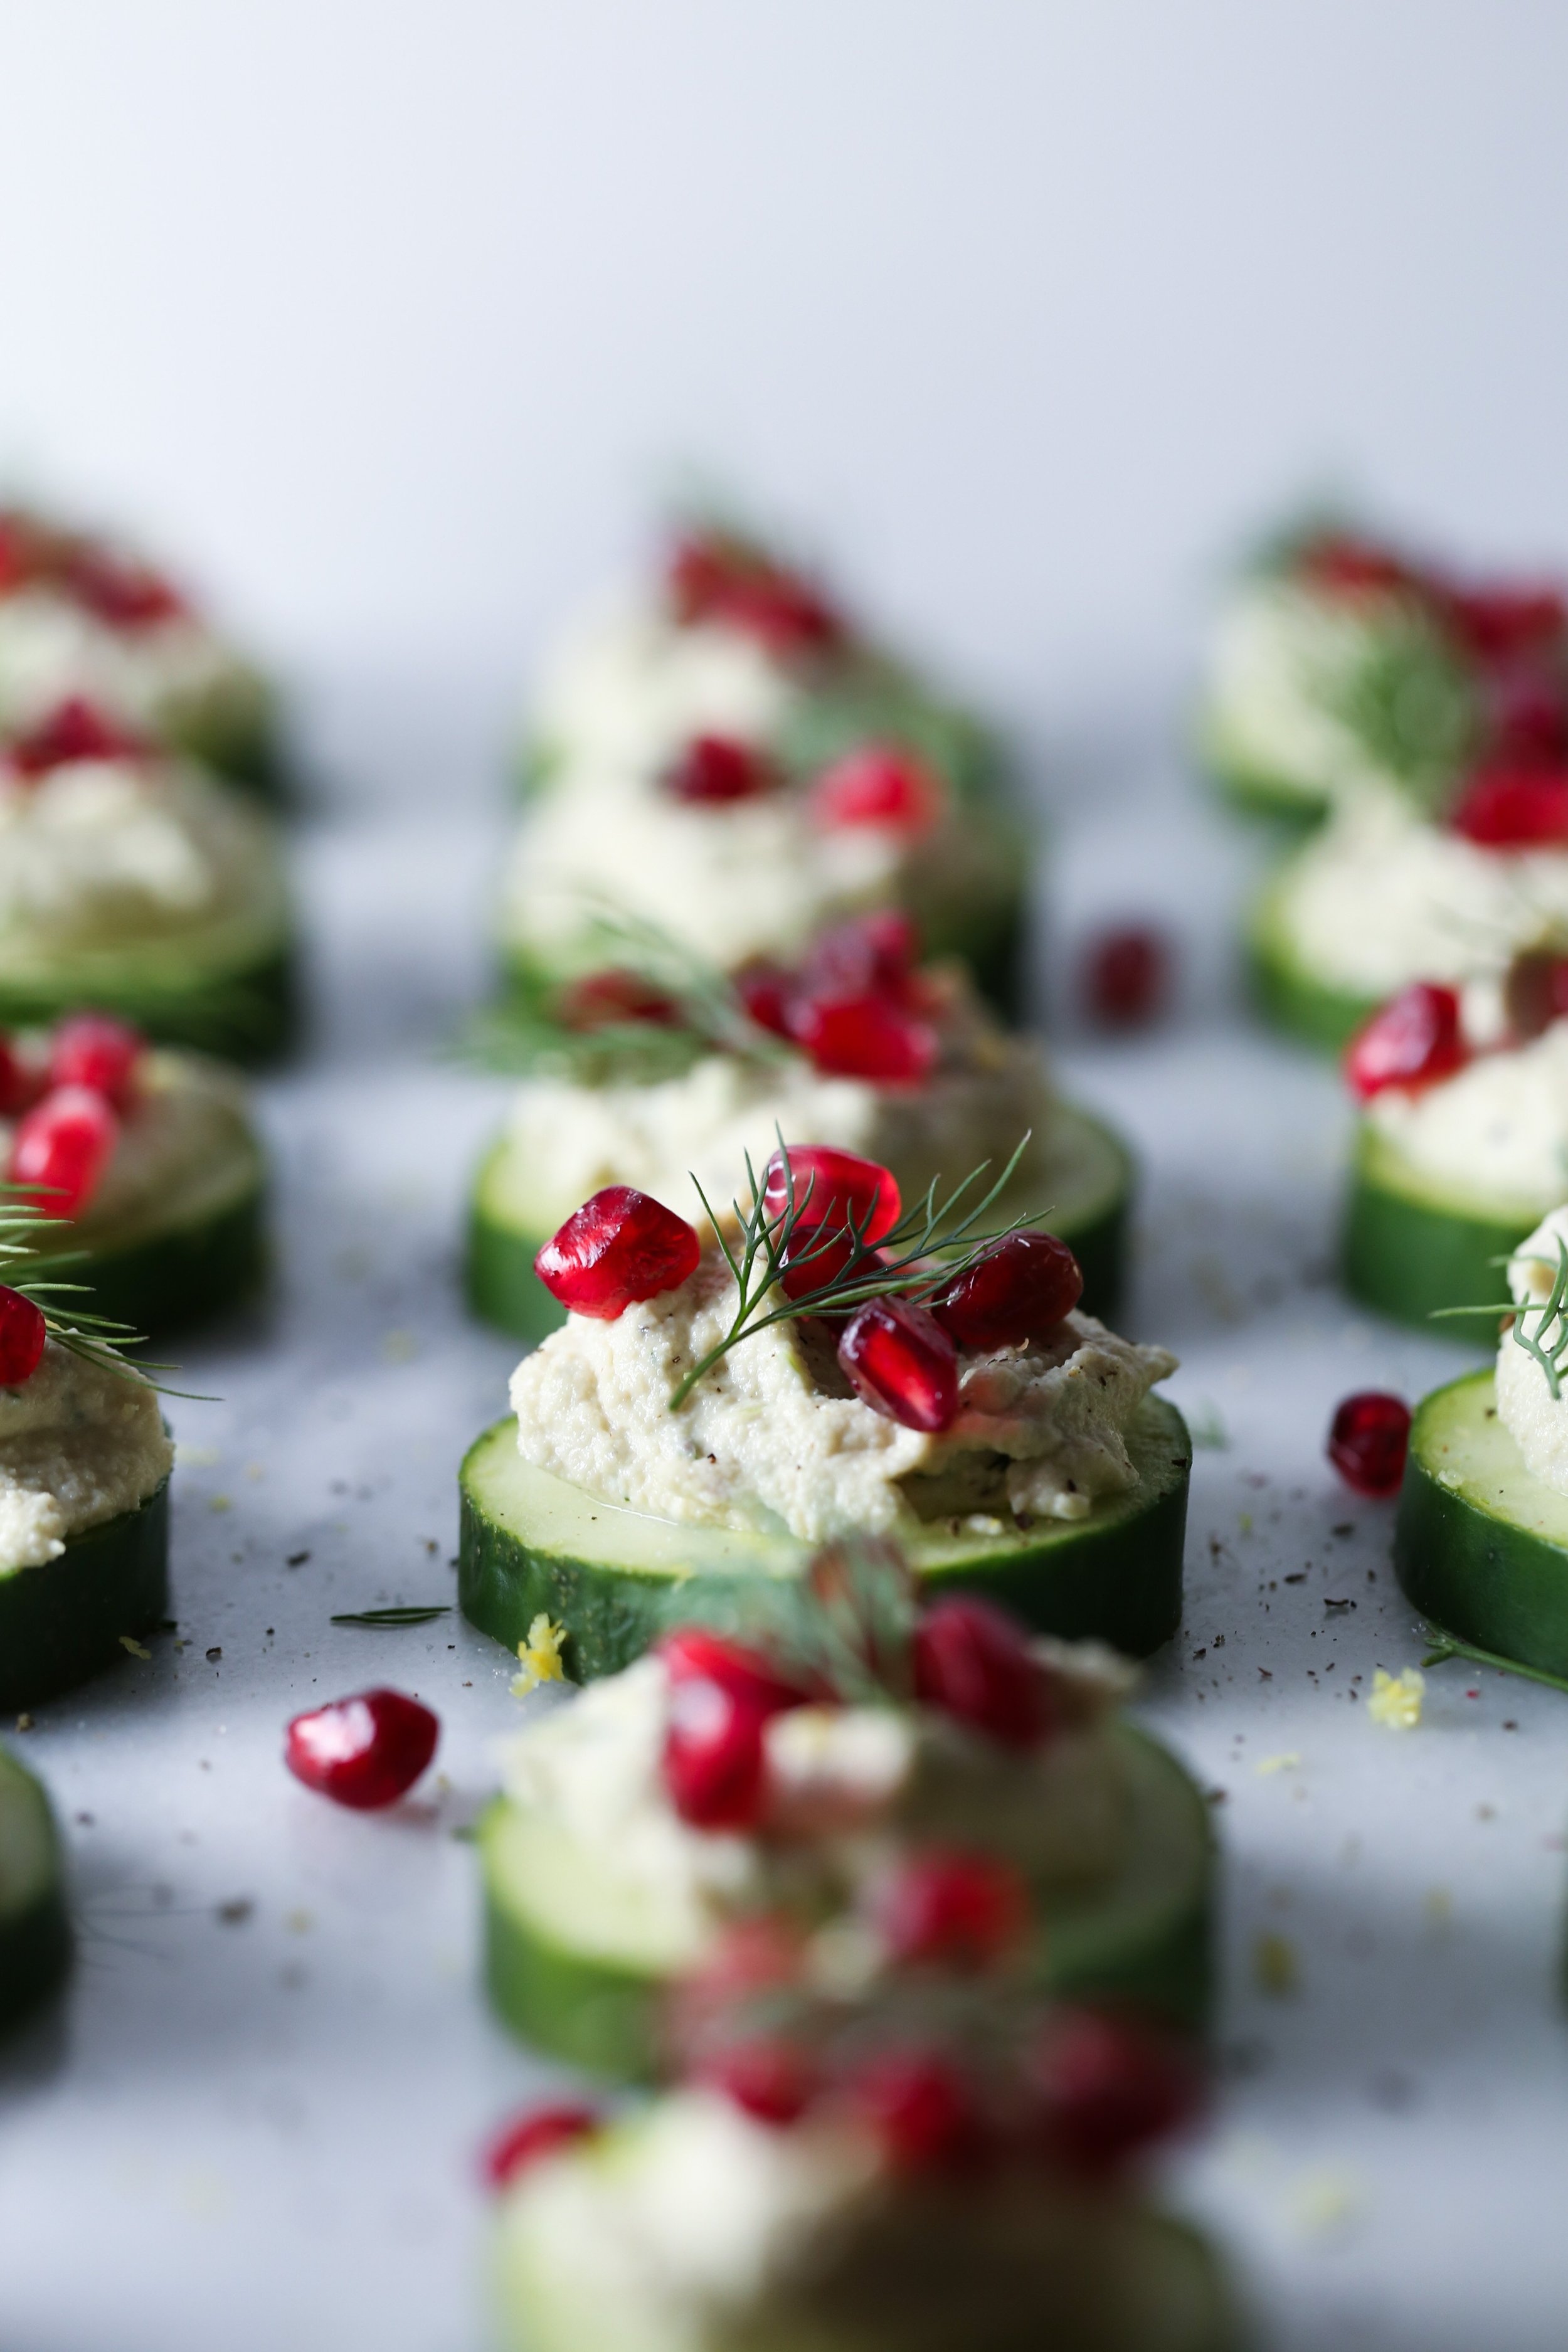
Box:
[30,1182,268,1338]
[1340,1143,1528,1332]
[465,1164,1130,1348]
[480,1729,1215,2080]
[0,1480,171,1712]
[458,1409,1191,1679]
[1394,1372,1568,1679]
[1244,887,1379,1053]
[0,944,299,1068]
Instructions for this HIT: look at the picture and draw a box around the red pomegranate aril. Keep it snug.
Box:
[912,1596,1056,1751]
[1486,676,1568,768]
[535,1185,701,1320]
[8,697,149,780]
[483,2104,599,2190]
[702,2038,819,2127]
[1296,532,1414,598]
[0,1286,48,1387]
[557,968,681,1030]
[659,1628,807,1831]
[762,1146,900,1242]
[9,1085,118,1220]
[1444,582,1568,665]
[1450,766,1568,849]
[736,962,794,1037]
[1028,2010,1201,2176]
[797,911,921,1004]
[790,992,938,1084]
[63,547,184,628]
[845,2050,992,2176]
[1327,1392,1411,1500]
[48,1012,145,1109]
[0,1036,38,1118]
[657,1626,810,1717]
[664,732,776,805]
[667,531,842,657]
[1505,951,1568,1042]
[876,1850,1030,1973]
[284,1687,439,1809]
[1344,983,1466,1101]
[808,744,943,838]
[1082,924,1170,1027]
[838,1296,958,1433]
[931,1231,1083,1352]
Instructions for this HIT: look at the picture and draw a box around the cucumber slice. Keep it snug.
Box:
[480,1722,1214,2079]
[162,679,291,805]
[1342,1121,1539,1330]
[1394,1367,1568,1678]
[0,1476,171,1712]
[1204,755,1333,829]
[495,2117,1242,2352]
[1244,874,1379,1051]
[459,1398,1191,1678]
[0,1742,70,2030]
[465,1102,1134,1347]
[0,938,296,1067]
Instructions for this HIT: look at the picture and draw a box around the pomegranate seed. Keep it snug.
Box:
[667,531,842,657]
[482,2104,599,2190]
[48,1013,145,1110]
[284,1687,438,1808]
[0,520,26,596]
[701,2038,819,2127]
[1444,582,1567,665]
[664,732,776,805]
[9,1086,118,1219]
[808,744,943,837]
[797,912,922,1003]
[1486,675,1568,768]
[1344,983,1466,1101]
[1296,532,1416,598]
[1082,924,1170,1027]
[8,697,149,780]
[0,1286,48,1386]
[534,1185,701,1320]
[838,1296,958,1433]
[1449,766,1568,848]
[62,547,184,628]
[0,1036,39,1118]
[875,1850,1030,1972]
[790,991,938,1084]
[657,1628,807,1831]
[1028,2009,1200,2176]
[1327,1392,1411,1500]
[735,961,795,1037]
[1505,950,1568,1042]
[761,1147,901,1301]
[556,968,681,1030]
[931,1232,1083,1352]
[912,1596,1057,1751]
[844,2050,992,2175]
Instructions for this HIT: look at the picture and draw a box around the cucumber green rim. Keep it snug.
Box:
[0,1476,171,1712]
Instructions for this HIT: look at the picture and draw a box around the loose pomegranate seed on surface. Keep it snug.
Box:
[875,1850,1030,1973]
[1327,1392,1411,1499]
[912,1596,1057,1751]
[838,1296,959,1433]
[1505,950,1568,1042]
[1081,924,1171,1027]
[931,1231,1083,1352]
[1449,766,1568,849]
[789,991,939,1084]
[808,744,943,837]
[844,2049,992,2175]
[1028,2009,1200,2176]
[534,1185,701,1320]
[1344,983,1466,1101]
[0,1286,48,1387]
[8,697,149,780]
[701,2038,820,2127]
[9,1086,119,1220]
[556,968,681,1030]
[660,1639,803,1830]
[666,531,842,657]
[482,2104,600,2191]
[663,732,777,805]
[285,1687,438,1809]
[48,1013,146,1109]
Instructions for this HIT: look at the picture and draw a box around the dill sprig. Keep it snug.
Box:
[466,904,789,1086]
[1433,1237,1568,1398]
[1420,1623,1568,1699]
[0,1190,179,1394]
[669,1131,1039,1412]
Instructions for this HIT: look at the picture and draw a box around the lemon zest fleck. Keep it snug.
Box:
[512,1613,568,1697]
[1367,1666,1424,1730]
[119,1634,152,1661]
[1255,1751,1301,1776]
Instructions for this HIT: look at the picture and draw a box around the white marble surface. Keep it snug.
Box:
[1,694,1565,2352]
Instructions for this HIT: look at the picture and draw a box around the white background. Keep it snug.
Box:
[3,8,1568,2349]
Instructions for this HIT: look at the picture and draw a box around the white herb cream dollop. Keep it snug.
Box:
[1367,1023,1568,1206]
[0,1340,171,1573]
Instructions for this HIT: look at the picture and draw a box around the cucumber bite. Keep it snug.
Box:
[461,1143,1189,1671]
[480,1591,1212,2077]
[0,699,295,1062]
[465,918,1131,1343]
[1395,1208,1568,1676]
[0,1742,70,2030]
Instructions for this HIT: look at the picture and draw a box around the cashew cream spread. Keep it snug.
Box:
[529,598,798,778]
[1369,1022,1568,1205]
[509,1254,1175,1544]
[0,1338,171,1574]
[0,586,240,737]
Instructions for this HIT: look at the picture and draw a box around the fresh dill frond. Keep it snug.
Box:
[0,1190,187,1396]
